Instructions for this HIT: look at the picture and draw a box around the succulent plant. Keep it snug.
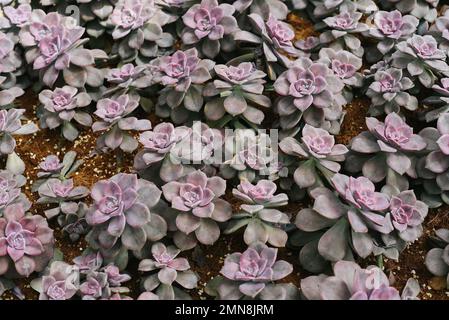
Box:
[19,10,108,88]
[392,34,449,87]
[181,0,239,58]
[138,242,199,299]
[206,242,298,300]
[301,260,420,300]
[109,0,175,64]
[347,113,427,191]
[32,151,83,192]
[221,129,280,182]
[162,170,232,249]
[320,4,369,57]
[380,0,438,22]
[37,178,89,223]
[234,13,302,79]
[31,261,80,300]
[279,124,348,189]
[293,174,397,272]
[367,10,418,55]
[150,48,215,123]
[425,228,449,289]
[366,67,418,115]
[0,170,31,216]
[418,113,449,206]
[274,57,344,135]
[233,0,288,19]
[0,204,54,277]
[86,173,166,268]
[93,94,152,152]
[38,86,92,141]
[203,62,270,126]
[225,180,290,247]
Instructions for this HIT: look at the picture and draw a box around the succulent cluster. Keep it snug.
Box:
[2,0,449,301]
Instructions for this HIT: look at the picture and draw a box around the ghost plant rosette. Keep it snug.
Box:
[181,0,239,58]
[150,48,215,124]
[93,94,151,152]
[0,109,38,175]
[206,242,298,300]
[418,113,449,205]
[162,170,232,250]
[38,86,92,141]
[301,260,420,300]
[104,63,150,97]
[425,228,449,289]
[86,173,167,268]
[203,62,270,126]
[109,0,174,64]
[221,129,279,182]
[347,113,427,191]
[382,0,438,23]
[367,10,418,55]
[279,124,348,189]
[19,11,107,88]
[294,174,397,272]
[0,170,31,216]
[366,67,418,115]
[274,57,344,136]
[37,178,89,222]
[0,204,54,277]
[318,48,363,106]
[320,4,369,57]
[392,34,449,87]
[31,261,80,300]
[225,180,290,247]
[233,0,288,19]
[234,14,302,79]
[138,242,199,299]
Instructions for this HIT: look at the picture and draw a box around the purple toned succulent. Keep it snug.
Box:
[162,170,231,249]
[274,57,344,133]
[79,271,110,300]
[110,0,174,63]
[207,242,297,300]
[19,11,107,88]
[232,180,288,207]
[182,0,239,58]
[93,94,151,152]
[0,170,31,215]
[348,113,426,190]
[431,8,449,52]
[33,151,83,192]
[425,228,449,288]
[419,113,449,205]
[73,252,103,274]
[150,49,215,123]
[203,62,270,125]
[279,124,348,189]
[366,67,417,115]
[318,48,363,87]
[138,242,199,299]
[381,0,438,23]
[31,261,80,300]
[301,260,419,300]
[2,4,32,27]
[392,35,449,87]
[134,122,190,172]
[226,179,289,247]
[104,64,149,95]
[389,190,428,241]
[233,0,288,19]
[0,31,23,78]
[38,86,92,141]
[222,129,279,182]
[320,5,368,57]
[0,204,54,277]
[234,13,302,76]
[85,173,166,267]
[294,175,397,271]
[37,178,89,220]
[368,10,418,54]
